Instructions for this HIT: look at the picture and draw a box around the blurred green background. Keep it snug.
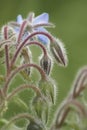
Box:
[0,0,87,117]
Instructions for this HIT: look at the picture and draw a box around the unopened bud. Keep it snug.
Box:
[40,54,52,75]
[50,38,68,67]
[39,78,57,104]
[32,95,49,123]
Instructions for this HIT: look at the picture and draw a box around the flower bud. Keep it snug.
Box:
[27,120,45,130]
[32,95,49,123]
[39,78,57,104]
[39,54,52,75]
[50,38,68,67]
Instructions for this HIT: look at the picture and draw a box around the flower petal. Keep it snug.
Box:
[33,13,49,25]
[15,15,23,34]
[17,15,23,24]
[35,27,50,45]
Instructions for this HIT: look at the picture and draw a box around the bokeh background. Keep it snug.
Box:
[0,0,87,126]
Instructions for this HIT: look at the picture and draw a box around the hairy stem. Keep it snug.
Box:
[3,63,47,95]
[3,26,10,76]
[5,45,10,76]
[3,26,8,40]
[7,84,42,101]
[10,31,54,68]
[53,99,87,129]
[26,41,47,56]
[17,20,28,44]
[73,67,87,98]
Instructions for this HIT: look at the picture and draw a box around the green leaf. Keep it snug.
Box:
[1,124,25,130]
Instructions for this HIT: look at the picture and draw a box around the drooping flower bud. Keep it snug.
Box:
[50,38,68,67]
[27,120,45,130]
[39,54,52,75]
[39,78,57,104]
[32,95,49,123]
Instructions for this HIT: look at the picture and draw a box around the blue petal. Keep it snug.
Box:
[15,27,19,33]
[17,15,23,24]
[33,13,49,25]
[35,27,50,45]
[15,15,23,33]
[38,35,49,45]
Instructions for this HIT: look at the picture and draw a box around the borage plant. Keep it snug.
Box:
[0,12,87,130]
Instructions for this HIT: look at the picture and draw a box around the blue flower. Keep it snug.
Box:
[16,13,51,45]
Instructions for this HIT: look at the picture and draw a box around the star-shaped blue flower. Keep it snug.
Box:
[16,13,52,45]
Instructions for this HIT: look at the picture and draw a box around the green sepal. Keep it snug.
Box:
[32,95,49,123]
[39,78,56,104]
